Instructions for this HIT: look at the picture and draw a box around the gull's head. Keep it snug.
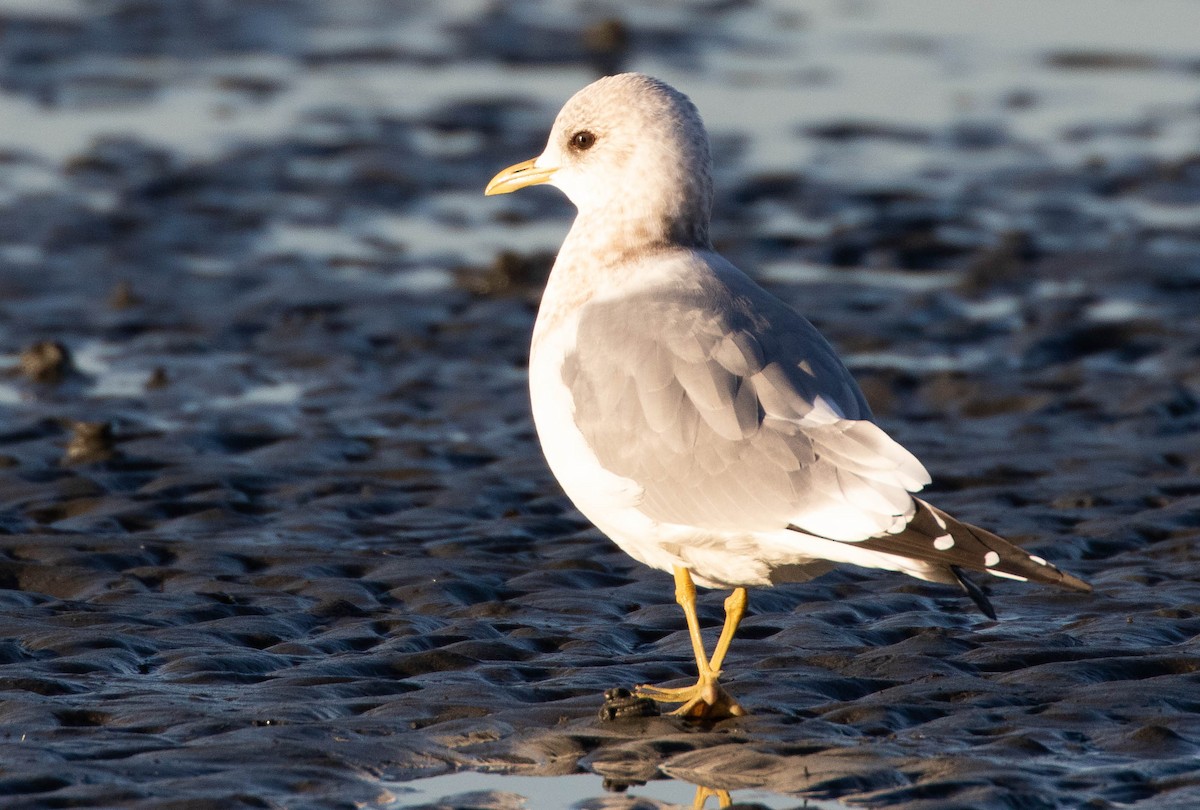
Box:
[486,73,713,247]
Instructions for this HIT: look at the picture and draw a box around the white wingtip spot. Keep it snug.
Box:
[932,511,947,530]
[933,534,955,551]
[989,570,1029,582]
[1029,555,1048,567]
[984,551,1001,567]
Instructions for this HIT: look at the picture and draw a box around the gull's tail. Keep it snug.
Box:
[841,498,1091,618]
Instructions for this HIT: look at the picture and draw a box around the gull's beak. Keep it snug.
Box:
[485,157,557,196]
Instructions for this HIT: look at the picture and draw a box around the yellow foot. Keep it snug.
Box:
[635,678,746,720]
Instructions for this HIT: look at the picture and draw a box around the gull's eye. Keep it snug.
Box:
[570,130,597,151]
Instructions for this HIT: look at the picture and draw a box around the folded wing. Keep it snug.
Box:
[562,252,930,541]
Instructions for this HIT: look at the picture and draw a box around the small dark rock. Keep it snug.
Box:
[62,421,116,465]
[108,280,142,309]
[583,17,630,75]
[458,250,554,297]
[145,367,170,390]
[19,341,76,385]
[961,231,1036,292]
[598,687,660,722]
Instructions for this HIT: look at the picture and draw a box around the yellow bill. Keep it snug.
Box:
[484,158,557,196]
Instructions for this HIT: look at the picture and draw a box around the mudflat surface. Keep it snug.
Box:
[2,1,1200,808]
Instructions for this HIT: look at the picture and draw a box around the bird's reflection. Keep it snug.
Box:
[594,690,776,808]
[692,784,732,808]
[602,773,760,809]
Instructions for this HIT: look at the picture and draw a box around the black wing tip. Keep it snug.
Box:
[943,507,1093,595]
[951,565,997,620]
[1056,569,1093,594]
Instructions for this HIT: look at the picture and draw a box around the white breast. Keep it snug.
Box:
[529,310,687,574]
[532,309,818,589]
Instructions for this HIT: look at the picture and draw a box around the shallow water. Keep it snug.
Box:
[384,770,852,809]
[2,0,1200,808]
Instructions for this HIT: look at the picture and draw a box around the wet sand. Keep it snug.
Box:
[2,1,1200,808]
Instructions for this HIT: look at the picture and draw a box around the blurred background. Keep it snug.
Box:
[3,0,1199,310]
[2,2,1200,808]
[4,0,1200,409]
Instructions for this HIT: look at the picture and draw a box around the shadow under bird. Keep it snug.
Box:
[486,73,1091,721]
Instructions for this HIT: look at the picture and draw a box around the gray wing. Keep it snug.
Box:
[561,253,930,540]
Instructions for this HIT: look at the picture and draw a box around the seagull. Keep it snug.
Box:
[485,73,1091,720]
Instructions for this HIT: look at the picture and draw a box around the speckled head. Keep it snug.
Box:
[486,73,714,248]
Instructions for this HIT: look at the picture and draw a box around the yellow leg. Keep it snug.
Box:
[708,587,747,675]
[635,568,748,720]
[674,566,714,681]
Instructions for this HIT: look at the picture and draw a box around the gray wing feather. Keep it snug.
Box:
[562,252,930,538]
